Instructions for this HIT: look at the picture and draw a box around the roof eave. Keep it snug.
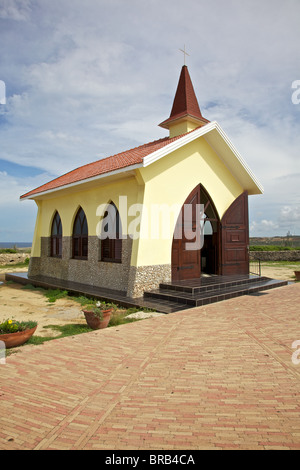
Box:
[159,113,209,129]
[20,163,143,201]
[21,121,263,201]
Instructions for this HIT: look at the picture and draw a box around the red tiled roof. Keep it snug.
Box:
[159,65,209,128]
[20,133,187,199]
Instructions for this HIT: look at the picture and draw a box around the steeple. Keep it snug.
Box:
[159,65,209,138]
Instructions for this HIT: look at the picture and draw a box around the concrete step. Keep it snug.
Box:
[144,277,289,309]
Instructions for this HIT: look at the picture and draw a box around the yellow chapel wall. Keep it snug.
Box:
[30,175,142,257]
[168,120,200,138]
[132,135,244,267]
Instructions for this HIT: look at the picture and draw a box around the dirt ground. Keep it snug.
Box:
[0,274,89,338]
[0,263,299,340]
[259,263,300,281]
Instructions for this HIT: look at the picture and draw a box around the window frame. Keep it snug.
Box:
[51,211,63,258]
[101,203,122,264]
[72,208,88,260]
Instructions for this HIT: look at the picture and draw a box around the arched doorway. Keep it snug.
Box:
[171,184,220,281]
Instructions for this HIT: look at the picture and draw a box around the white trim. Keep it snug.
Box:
[20,163,142,201]
[207,123,264,194]
[143,122,217,167]
[143,121,264,194]
[21,120,263,201]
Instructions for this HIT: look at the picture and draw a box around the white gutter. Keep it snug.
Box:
[20,163,143,201]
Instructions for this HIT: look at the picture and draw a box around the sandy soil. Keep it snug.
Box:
[259,263,300,282]
[0,281,88,338]
[0,263,298,341]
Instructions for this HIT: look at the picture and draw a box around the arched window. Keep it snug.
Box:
[72,207,88,259]
[101,202,122,263]
[51,211,62,258]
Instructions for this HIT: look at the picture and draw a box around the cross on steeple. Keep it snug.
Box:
[179,45,190,66]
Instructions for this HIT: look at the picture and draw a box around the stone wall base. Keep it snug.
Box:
[127,264,171,298]
[28,236,132,293]
[28,236,171,299]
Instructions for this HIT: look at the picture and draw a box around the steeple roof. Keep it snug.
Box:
[159,65,209,130]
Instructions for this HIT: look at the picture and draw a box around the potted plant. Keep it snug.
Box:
[0,319,37,349]
[82,301,114,330]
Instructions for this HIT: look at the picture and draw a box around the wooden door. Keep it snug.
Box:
[172,185,201,281]
[221,191,249,275]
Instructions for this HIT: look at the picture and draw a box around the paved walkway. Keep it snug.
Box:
[0,283,300,450]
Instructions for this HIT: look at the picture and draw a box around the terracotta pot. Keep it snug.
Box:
[0,326,37,349]
[83,309,113,330]
[294,271,300,281]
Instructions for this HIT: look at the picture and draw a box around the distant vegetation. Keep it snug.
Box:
[250,245,300,251]
[0,248,18,254]
[250,236,300,249]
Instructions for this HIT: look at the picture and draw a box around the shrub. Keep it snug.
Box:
[0,248,18,254]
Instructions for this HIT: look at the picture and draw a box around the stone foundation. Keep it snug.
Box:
[29,236,132,293]
[28,236,171,298]
[127,264,171,298]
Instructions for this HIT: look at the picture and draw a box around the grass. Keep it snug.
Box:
[250,245,300,251]
[0,248,18,254]
[26,314,142,347]
[13,284,152,348]
[45,289,69,303]
[27,324,93,345]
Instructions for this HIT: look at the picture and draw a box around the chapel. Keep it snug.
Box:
[20,65,264,300]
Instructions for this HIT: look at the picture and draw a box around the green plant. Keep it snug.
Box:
[24,324,92,346]
[108,311,141,327]
[0,319,37,334]
[45,289,69,303]
[250,245,300,252]
[83,301,115,319]
[0,248,18,254]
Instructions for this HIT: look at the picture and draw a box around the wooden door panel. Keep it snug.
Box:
[221,191,249,275]
[224,230,247,244]
[172,185,201,281]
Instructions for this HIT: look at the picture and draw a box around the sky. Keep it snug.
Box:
[0,0,299,243]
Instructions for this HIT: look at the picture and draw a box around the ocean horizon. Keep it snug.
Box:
[0,242,32,249]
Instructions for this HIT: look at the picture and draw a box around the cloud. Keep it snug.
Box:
[250,220,279,233]
[0,170,51,206]
[0,0,32,21]
[280,206,300,222]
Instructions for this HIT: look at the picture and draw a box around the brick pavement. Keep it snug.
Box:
[0,283,300,450]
